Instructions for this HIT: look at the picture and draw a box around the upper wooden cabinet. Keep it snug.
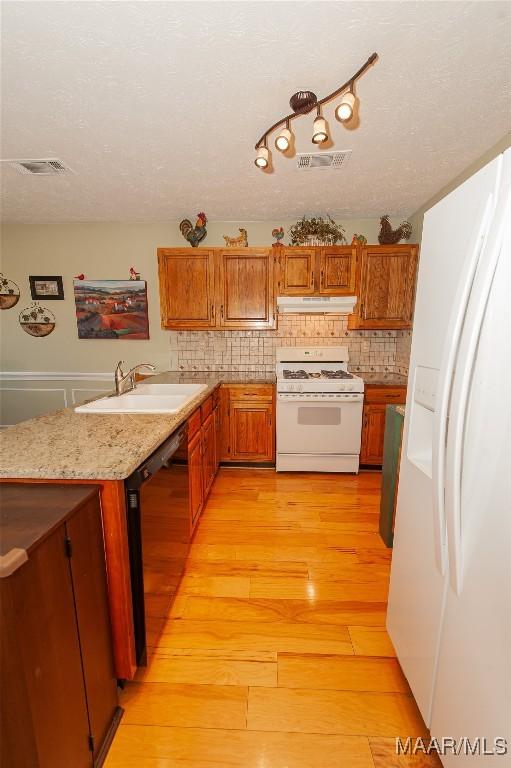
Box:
[218,249,275,329]
[349,244,418,330]
[278,248,315,295]
[277,245,357,297]
[158,248,275,330]
[158,248,216,328]
[318,247,357,294]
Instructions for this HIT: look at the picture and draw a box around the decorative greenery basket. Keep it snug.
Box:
[289,216,347,246]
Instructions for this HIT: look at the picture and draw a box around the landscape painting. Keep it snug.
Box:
[74,280,149,339]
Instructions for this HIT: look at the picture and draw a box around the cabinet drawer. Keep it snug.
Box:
[201,395,213,421]
[365,387,406,404]
[227,384,274,401]
[188,408,202,439]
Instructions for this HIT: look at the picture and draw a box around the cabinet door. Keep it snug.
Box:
[229,401,273,461]
[319,246,357,295]
[188,430,203,530]
[218,249,275,329]
[360,404,387,465]
[201,412,216,499]
[278,248,315,295]
[350,245,418,329]
[214,404,221,472]
[66,495,118,761]
[158,248,216,328]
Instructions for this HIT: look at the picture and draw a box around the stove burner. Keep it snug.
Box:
[283,369,309,379]
[321,369,353,379]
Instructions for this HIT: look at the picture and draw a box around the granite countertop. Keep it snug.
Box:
[0,370,275,481]
[356,371,408,386]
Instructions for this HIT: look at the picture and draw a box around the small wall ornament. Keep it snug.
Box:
[0,273,20,310]
[289,215,346,246]
[378,215,412,245]
[19,302,56,337]
[351,234,367,246]
[179,212,208,247]
[223,228,248,247]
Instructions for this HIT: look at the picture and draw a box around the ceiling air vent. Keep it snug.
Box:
[296,150,351,171]
[5,158,74,176]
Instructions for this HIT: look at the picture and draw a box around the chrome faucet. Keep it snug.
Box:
[114,361,156,396]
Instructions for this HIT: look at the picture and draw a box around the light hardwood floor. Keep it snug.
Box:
[105,469,440,768]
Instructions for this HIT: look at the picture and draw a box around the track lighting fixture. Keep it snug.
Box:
[335,90,355,122]
[254,52,377,170]
[312,110,328,144]
[275,121,293,152]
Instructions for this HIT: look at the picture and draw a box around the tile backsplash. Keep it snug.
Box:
[171,316,412,376]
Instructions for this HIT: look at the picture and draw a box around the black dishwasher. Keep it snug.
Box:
[125,425,190,666]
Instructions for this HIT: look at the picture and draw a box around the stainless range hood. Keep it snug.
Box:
[277,295,357,314]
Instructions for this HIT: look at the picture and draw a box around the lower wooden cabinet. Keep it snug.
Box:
[220,384,275,463]
[188,429,203,531]
[360,385,406,465]
[0,484,120,768]
[186,389,222,533]
[202,412,216,498]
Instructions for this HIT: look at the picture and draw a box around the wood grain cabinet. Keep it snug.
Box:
[186,389,222,533]
[277,245,357,297]
[158,248,275,330]
[0,484,121,768]
[188,428,203,532]
[360,385,407,466]
[218,249,275,329]
[158,248,216,328]
[349,244,418,329]
[220,384,275,463]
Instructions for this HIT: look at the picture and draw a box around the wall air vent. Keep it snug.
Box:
[4,158,74,176]
[296,150,351,171]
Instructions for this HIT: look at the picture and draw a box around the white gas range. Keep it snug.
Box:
[276,346,364,473]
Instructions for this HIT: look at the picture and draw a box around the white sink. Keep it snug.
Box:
[75,384,207,414]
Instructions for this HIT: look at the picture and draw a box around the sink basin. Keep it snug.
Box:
[75,384,207,414]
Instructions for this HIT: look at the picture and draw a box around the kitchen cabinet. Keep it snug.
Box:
[188,429,203,532]
[202,412,216,498]
[158,248,275,330]
[348,244,418,329]
[158,248,216,328]
[360,385,407,466]
[218,248,275,329]
[220,384,275,463]
[0,484,121,768]
[277,245,357,297]
[186,389,221,532]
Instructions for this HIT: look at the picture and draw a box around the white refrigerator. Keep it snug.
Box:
[387,147,511,763]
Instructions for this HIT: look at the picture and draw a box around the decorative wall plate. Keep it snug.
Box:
[19,302,56,337]
[0,273,20,310]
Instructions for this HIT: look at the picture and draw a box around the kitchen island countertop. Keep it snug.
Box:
[0,370,275,481]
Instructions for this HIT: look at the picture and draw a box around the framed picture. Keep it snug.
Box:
[73,279,150,340]
[29,275,64,300]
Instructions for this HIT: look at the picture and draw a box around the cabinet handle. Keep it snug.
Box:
[360,302,364,316]
[221,304,224,318]
[211,303,214,317]
[321,270,324,285]
[311,271,314,285]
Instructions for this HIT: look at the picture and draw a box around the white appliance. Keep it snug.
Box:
[387,148,511,763]
[275,346,364,472]
[277,295,357,314]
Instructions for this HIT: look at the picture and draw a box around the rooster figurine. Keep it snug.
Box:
[179,212,208,248]
[272,227,285,246]
[378,215,412,245]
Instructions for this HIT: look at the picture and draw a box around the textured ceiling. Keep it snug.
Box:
[1,1,510,222]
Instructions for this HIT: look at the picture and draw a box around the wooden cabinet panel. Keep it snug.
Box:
[66,497,118,758]
[188,430,203,531]
[218,249,275,329]
[319,246,357,295]
[278,248,315,295]
[360,404,387,466]
[360,385,407,465]
[158,248,216,329]
[214,404,221,473]
[349,245,418,329]
[228,384,274,401]
[201,412,216,498]
[229,401,273,462]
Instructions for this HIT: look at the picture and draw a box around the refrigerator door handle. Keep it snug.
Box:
[445,183,509,595]
[431,194,495,575]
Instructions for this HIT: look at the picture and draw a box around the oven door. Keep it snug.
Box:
[276,394,363,455]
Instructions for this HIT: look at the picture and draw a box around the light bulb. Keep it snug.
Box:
[275,127,292,152]
[335,91,355,122]
[312,115,328,144]
[254,145,270,169]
